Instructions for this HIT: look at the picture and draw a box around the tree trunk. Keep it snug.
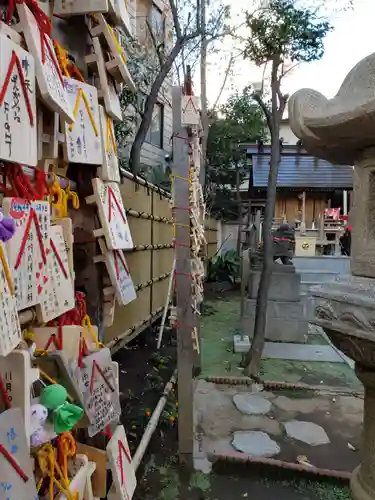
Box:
[129,38,184,174]
[200,0,208,188]
[236,164,242,255]
[243,55,282,378]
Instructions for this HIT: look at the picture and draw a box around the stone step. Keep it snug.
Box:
[293,255,350,274]
[299,270,339,283]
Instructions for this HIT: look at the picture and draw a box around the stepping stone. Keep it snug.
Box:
[232,431,280,457]
[263,343,344,363]
[233,394,272,415]
[284,420,330,446]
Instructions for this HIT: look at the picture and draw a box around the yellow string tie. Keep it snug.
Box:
[37,443,77,500]
[69,88,99,137]
[49,173,66,218]
[0,244,14,296]
[82,314,103,350]
[64,177,80,211]
[106,117,117,154]
[107,24,127,66]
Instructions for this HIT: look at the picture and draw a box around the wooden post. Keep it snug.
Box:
[300,191,306,233]
[172,85,194,466]
[343,189,348,216]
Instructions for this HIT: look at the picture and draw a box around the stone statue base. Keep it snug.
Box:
[242,270,307,343]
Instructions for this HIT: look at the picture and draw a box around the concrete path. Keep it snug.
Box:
[263,343,344,363]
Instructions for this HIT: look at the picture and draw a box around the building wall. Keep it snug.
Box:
[275,192,329,227]
[280,121,298,145]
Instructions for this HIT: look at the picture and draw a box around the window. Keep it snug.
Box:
[145,103,164,148]
[150,3,165,43]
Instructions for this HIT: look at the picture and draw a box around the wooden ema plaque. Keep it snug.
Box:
[0,34,37,166]
[98,105,120,182]
[0,350,39,444]
[0,408,38,500]
[91,178,133,250]
[181,95,201,126]
[0,241,21,356]
[36,225,75,323]
[55,454,93,500]
[63,77,103,165]
[109,0,132,35]
[77,348,120,437]
[86,38,122,122]
[107,425,136,500]
[102,244,136,306]
[55,218,75,281]
[2,199,50,311]
[53,0,109,15]
[17,3,74,123]
[88,14,135,90]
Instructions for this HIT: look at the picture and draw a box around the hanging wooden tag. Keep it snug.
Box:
[2,198,50,311]
[76,443,107,498]
[63,77,103,165]
[89,178,133,250]
[0,408,38,499]
[98,105,120,182]
[106,425,136,500]
[77,348,120,437]
[36,225,75,323]
[31,325,82,361]
[181,95,201,126]
[86,38,122,122]
[55,454,92,500]
[88,15,135,90]
[17,3,74,123]
[99,239,136,306]
[0,350,39,444]
[55,217,75,281]
[0,241,22,356]
[0,34,37,166]
[53,0,109,15]
[109,0,132,36]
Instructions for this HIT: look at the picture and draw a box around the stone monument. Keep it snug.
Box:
[241,223,308,343]
[289,52,375,500]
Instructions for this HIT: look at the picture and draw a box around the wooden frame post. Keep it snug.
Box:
[172,85,194,465]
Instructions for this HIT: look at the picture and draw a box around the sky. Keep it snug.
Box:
[204,0,375,107]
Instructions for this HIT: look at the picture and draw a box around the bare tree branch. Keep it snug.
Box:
[253,93,272,133]
[146,19,164,67]
[212,55,233,110]
[169,0,182,39]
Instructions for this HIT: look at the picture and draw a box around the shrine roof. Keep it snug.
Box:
[250,153,354,189]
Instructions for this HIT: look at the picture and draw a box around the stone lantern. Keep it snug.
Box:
[289,52,375,500]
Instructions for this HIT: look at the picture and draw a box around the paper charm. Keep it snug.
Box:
[107,425,137,500]
[0,350,39,444]
[88,14,135,90]
[63,77,103,165]
[2,198,50,311]
[86,38,122,122]
[17,3,74,123]
[0,241,21,356]
[0,408,38,499]
[181,95,201,126]
[0,34,37,166]
[53,0,109,15]
[98,105,120,182]
[101,242,136,306]
[90,178,133,250]
[77,348,121,437]
[36,225,75,323]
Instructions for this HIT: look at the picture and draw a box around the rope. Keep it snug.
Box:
[53,40,85,82]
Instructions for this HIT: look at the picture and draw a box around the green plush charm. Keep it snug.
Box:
[40,384,84,434]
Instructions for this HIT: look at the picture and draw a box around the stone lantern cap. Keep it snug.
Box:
[288,52,375,166]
